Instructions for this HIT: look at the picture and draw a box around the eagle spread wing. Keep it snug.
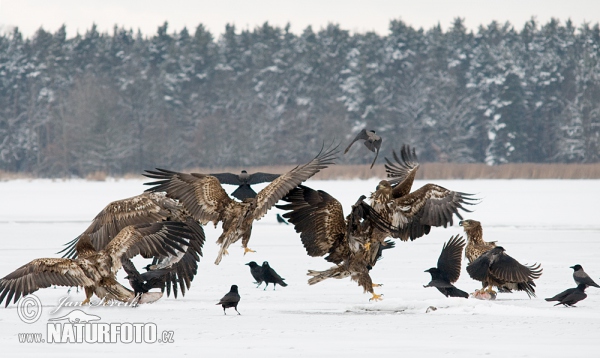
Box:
[0,258,95,307]
[385,145,420,197]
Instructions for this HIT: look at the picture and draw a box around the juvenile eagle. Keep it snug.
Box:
[209,170,280,201]
[369,146,477,243]
[277,185,397,301]
[144,144,338,264]
[423,235,469,298]
[57,192,205,298]
[459,219,497,264]
[0,222,200,307]
[466,246,542,299]
[344,128,382,169]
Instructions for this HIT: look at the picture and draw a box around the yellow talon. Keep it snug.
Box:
[244,247,256,255]
[364,242,371,251]
[369,293,383,301]
[81,298,90,305]
[372,283,383,288]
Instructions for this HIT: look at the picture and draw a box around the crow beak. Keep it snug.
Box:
[459,221,464,226]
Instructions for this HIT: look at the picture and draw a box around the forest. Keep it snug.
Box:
[1,18,599,177]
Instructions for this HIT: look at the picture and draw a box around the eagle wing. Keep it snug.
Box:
[144,170,233,225]
[437,235,465,284]
[253,144,338,220]
[387,183,477,241]
[277,185,347,261]
[385,145,420,197]
[59,192,175,259]
[103,221,195,275]
[0,258,95,307]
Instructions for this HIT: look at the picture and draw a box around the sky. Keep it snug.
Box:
[1,0,600,39]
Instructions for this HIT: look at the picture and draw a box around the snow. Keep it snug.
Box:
[0,178,599,357]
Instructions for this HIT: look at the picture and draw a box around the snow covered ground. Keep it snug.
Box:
[0,178,599,357]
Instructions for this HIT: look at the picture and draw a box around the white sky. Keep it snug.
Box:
[1,0,599,39]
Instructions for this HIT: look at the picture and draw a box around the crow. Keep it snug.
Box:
[210,170,280,201]
[216,285,241,315]
[344,128,382,169]
[261,261,287,290]
[423,235,469,298]
[546,284,587,307]
[122,258,168,296]
[571,264,600,288]
[276,213,289,225]
[245,261,264,288]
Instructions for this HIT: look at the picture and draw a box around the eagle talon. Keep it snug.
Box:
[81,298,91,305]
[372,283,383,288]
[369,293,383,301]
[364,242,371,251]
[243,247,256,255]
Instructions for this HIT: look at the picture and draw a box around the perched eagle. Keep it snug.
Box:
[277,185,397,301]
[57,192,205,298]
[466,246,542,299]
[368,145,477,244]
[459,219,497,264]
[209,170,280,201]
[423,235,469,298]
[0,221,201,307]
[344,128,382,169]
[144,144,338,264]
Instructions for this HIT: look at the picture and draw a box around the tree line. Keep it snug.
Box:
[1,18,599,177]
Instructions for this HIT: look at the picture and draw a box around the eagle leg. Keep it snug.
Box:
[243,247,256,255]
[82,287,93,305]
[364,242,372,251]
[372,283,383,288]
[369,292,383,301]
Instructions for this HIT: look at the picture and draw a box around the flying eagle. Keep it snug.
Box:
[57,192,205,298]
[0,221,201,307]
[368,145,477,243]
[144,144,338,264]
[344,128,382,169]
[459,219,497,264]
[277,185,397,301]
[209,170,280,201]
[423,235,469,298]
[466,246,542,299]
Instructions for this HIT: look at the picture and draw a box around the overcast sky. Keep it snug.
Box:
[1,0,599,39]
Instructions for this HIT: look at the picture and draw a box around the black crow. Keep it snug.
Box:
[245,261,264,288]
[216,285,241,315]
[571,264,600,288]
[276,213,289,225]
[424,235,469,298]
[261,261,287,290]
[344,128,382,169]
[122,258,167,296]
[209,170,280,201]
[546,284,587,307]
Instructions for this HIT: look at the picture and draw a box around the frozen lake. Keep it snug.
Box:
[0,178,599,357]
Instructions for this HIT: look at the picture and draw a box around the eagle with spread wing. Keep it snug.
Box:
[0,221,201,307]
[277,185,397,301]
[209,170,281,201]
[57,192,205,298]
[466,246,542,299]
[424,235,469,298]
[144,144,338,264]
[367,145,477,244]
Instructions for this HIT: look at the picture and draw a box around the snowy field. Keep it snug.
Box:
[0,178,599,357]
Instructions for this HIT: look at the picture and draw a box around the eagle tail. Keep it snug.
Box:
[307,266,350,285]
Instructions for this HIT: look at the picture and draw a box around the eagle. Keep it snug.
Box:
[344,128,382,169]
[0,221,201,307]
[209,170,280,201]
[466,246,542,299]
[144,144,338,264]
[423,235,469,298]
[459,219,497,264]
[276,185,397,301]
[367,145,477,245]
[57,192,205,298]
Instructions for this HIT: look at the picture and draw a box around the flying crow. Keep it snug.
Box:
[344,128,382,169]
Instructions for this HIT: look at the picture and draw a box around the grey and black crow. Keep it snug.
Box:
[546,284,588,307]
[216,285,241,315]
[245,261,264,288]
[344,128,382,169]
[571,264,600,288]
[423,235,469,298]
[261,261,287,290]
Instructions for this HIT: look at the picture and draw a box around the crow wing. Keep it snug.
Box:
[437,235,465,284]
